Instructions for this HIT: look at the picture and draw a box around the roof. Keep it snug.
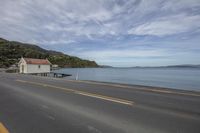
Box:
[23,58,51,65]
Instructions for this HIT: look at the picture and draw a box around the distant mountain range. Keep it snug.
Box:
[105,65,200,68]
[0,38,98,68]
[126,65,200,68]
[162,64,200,68]
[1,37,199,69]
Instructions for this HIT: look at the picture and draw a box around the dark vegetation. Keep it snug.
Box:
[0,38,98,68]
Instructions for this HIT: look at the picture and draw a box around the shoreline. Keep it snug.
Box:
[67,79,200,97]
[1,71,200,133]
[1,72,200,96]
[54,67,200,91]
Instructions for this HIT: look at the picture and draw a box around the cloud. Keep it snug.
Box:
[74,49,167,61]
[1,0,200,40]
[161,0,200,11]
[40,39,76,45]
[128,14,200,36]
[70,48,177,67]
[0,0,200,66]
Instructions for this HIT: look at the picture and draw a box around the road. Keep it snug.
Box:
[0,72,200,133]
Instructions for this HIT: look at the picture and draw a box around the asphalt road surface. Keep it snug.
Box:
[0,72,200,133]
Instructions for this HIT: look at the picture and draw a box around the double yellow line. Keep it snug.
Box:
[16,80,134,106]
[69,80,200,97]
[0,123,9,133]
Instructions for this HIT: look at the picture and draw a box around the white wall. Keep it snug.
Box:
[19,59,28,73]
[19,58,51,73]
[26,64,50,73]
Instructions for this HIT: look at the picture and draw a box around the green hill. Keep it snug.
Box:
[0,38,98,68]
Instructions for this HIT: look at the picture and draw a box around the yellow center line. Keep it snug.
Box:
[0,123,9,133]
[67,80,200,97]
[75,91,133,105]
[15,80,134,106]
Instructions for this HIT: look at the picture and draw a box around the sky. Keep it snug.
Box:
[0,0,200,67]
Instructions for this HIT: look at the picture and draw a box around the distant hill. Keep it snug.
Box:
[129,65,200,68]
[0,38,98,68]
[164,64,200,68]
[99,65,113,68]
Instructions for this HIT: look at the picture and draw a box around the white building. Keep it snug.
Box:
[18,57,51,74]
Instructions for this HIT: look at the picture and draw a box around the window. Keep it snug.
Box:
[38,65,41,68]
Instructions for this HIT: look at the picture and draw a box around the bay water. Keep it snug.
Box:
[54,68,200,91]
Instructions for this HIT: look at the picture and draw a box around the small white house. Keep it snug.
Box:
[18,57,51,74]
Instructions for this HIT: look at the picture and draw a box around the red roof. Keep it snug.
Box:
[23,58,51,65]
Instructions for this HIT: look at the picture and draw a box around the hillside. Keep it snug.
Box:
[0,38,98,68]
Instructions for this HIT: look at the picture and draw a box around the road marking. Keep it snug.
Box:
[41,105,49,109]
[16,80,75,92]
[75,91,133,105]
[46,115,55,120]
[17,73,200,97]
[0,123,9,133]
[66,80,200,97]
[87,125,101,133]
[16,80,134,106]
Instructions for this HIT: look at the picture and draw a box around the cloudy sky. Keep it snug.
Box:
[0,0,200,66]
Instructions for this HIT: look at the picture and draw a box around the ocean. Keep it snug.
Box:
[54,68,200,91]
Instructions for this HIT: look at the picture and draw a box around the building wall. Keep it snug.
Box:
[19,58,51,73]
[19,59,28,73]
[26,64,50,73]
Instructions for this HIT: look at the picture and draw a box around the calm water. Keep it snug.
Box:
[54,68,200,91]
